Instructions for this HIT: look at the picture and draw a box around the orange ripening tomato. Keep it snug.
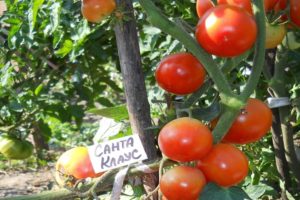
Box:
[197,143,249,187]
[264,0,279,11]
[56,146,102,179]
[265,23,287,49]
[158,117,213,162]
[290,0,300,28]
[160,166,206,200]
[218,0,253,15]
[81,0,116,23]
[195,5,257,57]
[196,0,214,18]
[155,53,206,95]
[223,98,273,144]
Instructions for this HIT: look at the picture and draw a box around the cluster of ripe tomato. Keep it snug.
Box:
[155,0,284,199]
[157,98,272,199]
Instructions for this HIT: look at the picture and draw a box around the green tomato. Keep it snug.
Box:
[283,31,300,50]
[0,136,34,160]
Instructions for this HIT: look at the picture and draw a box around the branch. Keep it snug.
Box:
[240,0,266,101]
[1,160,176,200]
[212,0,267,142]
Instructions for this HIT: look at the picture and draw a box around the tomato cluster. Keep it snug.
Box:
[154,2,276,198]
[158,118,250,199]
[195,0,300,51]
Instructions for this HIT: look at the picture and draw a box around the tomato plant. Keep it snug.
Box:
[158,117,213,162]
[197,143,248,187]
[222,98,273,144]
[160,166,206,200]
[290,0,300,28]
[0,136,33,160]
[155,53,206,95]
[195,5,257,57]
[81,0,116,23]
[265,23,286,49]
[217,0,253,15]
[196,0,214,18]
[56,146,102,180]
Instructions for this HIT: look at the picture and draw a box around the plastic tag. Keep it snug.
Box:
[267,97,291,108]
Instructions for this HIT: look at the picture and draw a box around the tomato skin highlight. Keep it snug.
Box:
[160,166,206,200]
[155,53,206,95]
[158,117,213,162]
[81,0,116,23]
[196,0,214,18]
[265,23,286,49]
[290,0,300,28]
[218,0,253,15]
[197,143,249,187]
[56,146,102,179]
[195,5,257,57]
[223,98,273,144]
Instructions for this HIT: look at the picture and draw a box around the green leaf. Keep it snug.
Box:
[244,184,275,200]
[9,101,23,112]
[34,84,44,96]
[55,39,73,57]
[29,0,45,36]
[38,120,52,141]
[97,97,114,107]
[199,183,252,200]
[191,101,221,121]
[88,105,129,121]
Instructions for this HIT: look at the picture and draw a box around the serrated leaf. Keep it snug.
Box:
[199,183,252,200]
[88,105,129,121]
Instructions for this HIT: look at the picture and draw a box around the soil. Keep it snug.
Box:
[0,168,58,198]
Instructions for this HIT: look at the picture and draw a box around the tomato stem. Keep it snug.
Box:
[240,0,266,101]
[138,0,234,98]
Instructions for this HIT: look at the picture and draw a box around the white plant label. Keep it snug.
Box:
[88,135,148,173]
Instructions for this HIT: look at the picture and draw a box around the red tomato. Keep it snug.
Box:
[196,0,214,18]
[222,98,273,144]
[290,0,300,27]
[197,143,248,187]
[264,0,279,11]
[155,53,206,95]
[81,0,116,23]
[158,117,213,162]
[218,0,253,15]
[56,147,102,179]
[160,166,206,200]
[195,5,257,57]
[274,0,287,21]
[274,0,287,11]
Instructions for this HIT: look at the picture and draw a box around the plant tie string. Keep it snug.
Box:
[110,165,131,200]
